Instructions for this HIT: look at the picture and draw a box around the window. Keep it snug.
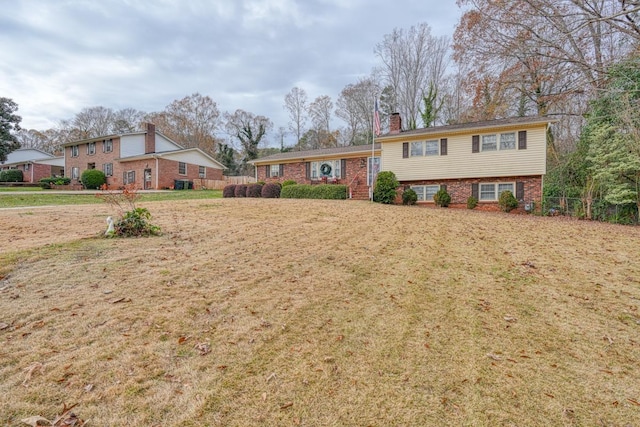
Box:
[410,140,439,157]
[123,170,135,184]
[311,160,341,179]
[178,162,186,175]
[410,185,440,202]
[71,145,79,157]
[24,163,30,171]
[410,142,423,157]
[482,135,497,151]
[500,133,516,150]
[103,139,113,153]
[479,182,515,201]
[103,163,113,177]
[270,164,280,177]
[71,167,79,179]
[425,140,439,156]
[87,142,96,155]
[199,165,206,178]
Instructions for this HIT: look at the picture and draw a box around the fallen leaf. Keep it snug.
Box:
[83,384,94,392]
[261,392,267,401]
[627,398,640,406]
[0,322,8,330]
[194,342,211,355]
[280,402,293,410]
[110,297,125,304]
[266,372,276,382]
[22,362,43,387]
[178,336,189,345]
[503,316,517,322]
[486,353,502,361]
[20,415,51,426]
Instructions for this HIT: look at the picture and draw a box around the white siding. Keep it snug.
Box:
[382,125,547,181]
[4,149,53,163]
[161,151,223,169]
[156,134,181,152]
[119,134,145,158]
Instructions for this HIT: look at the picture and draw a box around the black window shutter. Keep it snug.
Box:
[265,165,270,178]
[123,171,127,183]
[341,159,347,178]
[305,162,310,179]
[440,138,448,155]
[279,164,284,177]
[518,131,527,149]
[471,183,479,199]
[516,181,525,200]
[402,142,409,158]
[472,135,480,153]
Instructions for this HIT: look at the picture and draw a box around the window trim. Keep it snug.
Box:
[198,165,206,178]
[123,170,135,185]
[87,142,96,155]
[103,139,113,153]
[103,163,113,177]
[409,140,440,157]
[410,184,441,202]
[478,182,515,201]
[178,162,187,175]
[479,132,518,152]
[269,164,280,177]
[71,145,79,157]
[310,160,341,180]
[71,167,79,179]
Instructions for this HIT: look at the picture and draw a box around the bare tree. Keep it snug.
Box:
[224,109,273,174]
[308,95,334,148]
[146,93,221,154]
[336,77,381,145]
[374,23,451,129]
[283,87,308,149]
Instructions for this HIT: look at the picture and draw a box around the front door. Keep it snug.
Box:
[144,169,152,190]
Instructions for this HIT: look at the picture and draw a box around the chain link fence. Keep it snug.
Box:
[541,197,639,225]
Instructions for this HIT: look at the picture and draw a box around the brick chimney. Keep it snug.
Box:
[389,113,402,134]
[144,123,156,154]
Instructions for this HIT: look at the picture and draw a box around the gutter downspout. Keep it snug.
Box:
[155,155,159,190]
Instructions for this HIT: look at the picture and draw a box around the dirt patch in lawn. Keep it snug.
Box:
[1,198,639,426]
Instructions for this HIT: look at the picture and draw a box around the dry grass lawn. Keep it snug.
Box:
[1,198,639,426]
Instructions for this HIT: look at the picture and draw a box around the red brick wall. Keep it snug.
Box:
[256,157,372,200]
[397,175,543,211]
[66,137,122,185]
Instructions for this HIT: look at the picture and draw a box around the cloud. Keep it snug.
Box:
[0,0,461,142]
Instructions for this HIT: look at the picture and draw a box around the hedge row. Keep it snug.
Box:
[223,183,281,198]
[281,184,348,200]
[38,176,71,189]
[0,169,23,182]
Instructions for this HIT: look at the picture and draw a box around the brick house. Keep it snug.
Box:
[379,114,555,210]
[251,114,555,208]
[0,148,64,183]
[61,123,224,189]
[249,144,382,200]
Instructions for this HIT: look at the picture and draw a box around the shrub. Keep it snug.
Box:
[234,184,247,197]
[467,196,478,209]
[261,183,281,198]
[498,190,519,212]
[112,207,161,237]
[402,188,418,205]
[282,179,297,187]
[434,189,451,207]
[222,184,236,198]
[0,169,23,182]
[81,169,106,189]
[39,176,72,189]
[281,184,348,199]
[373,171,399,204]
[246,183,263,197]
[257,180,266,185]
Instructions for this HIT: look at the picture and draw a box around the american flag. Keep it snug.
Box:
[374,99,381,136]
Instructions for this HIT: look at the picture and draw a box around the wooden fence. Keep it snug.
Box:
[193,176,256,190]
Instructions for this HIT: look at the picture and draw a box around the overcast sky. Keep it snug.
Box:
[1,0,461,145]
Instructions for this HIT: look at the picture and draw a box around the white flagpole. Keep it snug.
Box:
[371,98,377,202]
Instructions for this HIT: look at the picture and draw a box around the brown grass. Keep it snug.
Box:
[1,199,639,426]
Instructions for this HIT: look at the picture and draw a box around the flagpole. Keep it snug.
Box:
[371,98,380,202]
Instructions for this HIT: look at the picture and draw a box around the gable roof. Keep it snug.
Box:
[250,143,381,165]
[3,148,57,164]
[380,116,555,140]
[117,147,226,169]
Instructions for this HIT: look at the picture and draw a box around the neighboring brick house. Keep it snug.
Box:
[379,114,555,210]
[251,114,555,208]
[61,123,225,189]
[249,144,382,200]
[0,148,64,183]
